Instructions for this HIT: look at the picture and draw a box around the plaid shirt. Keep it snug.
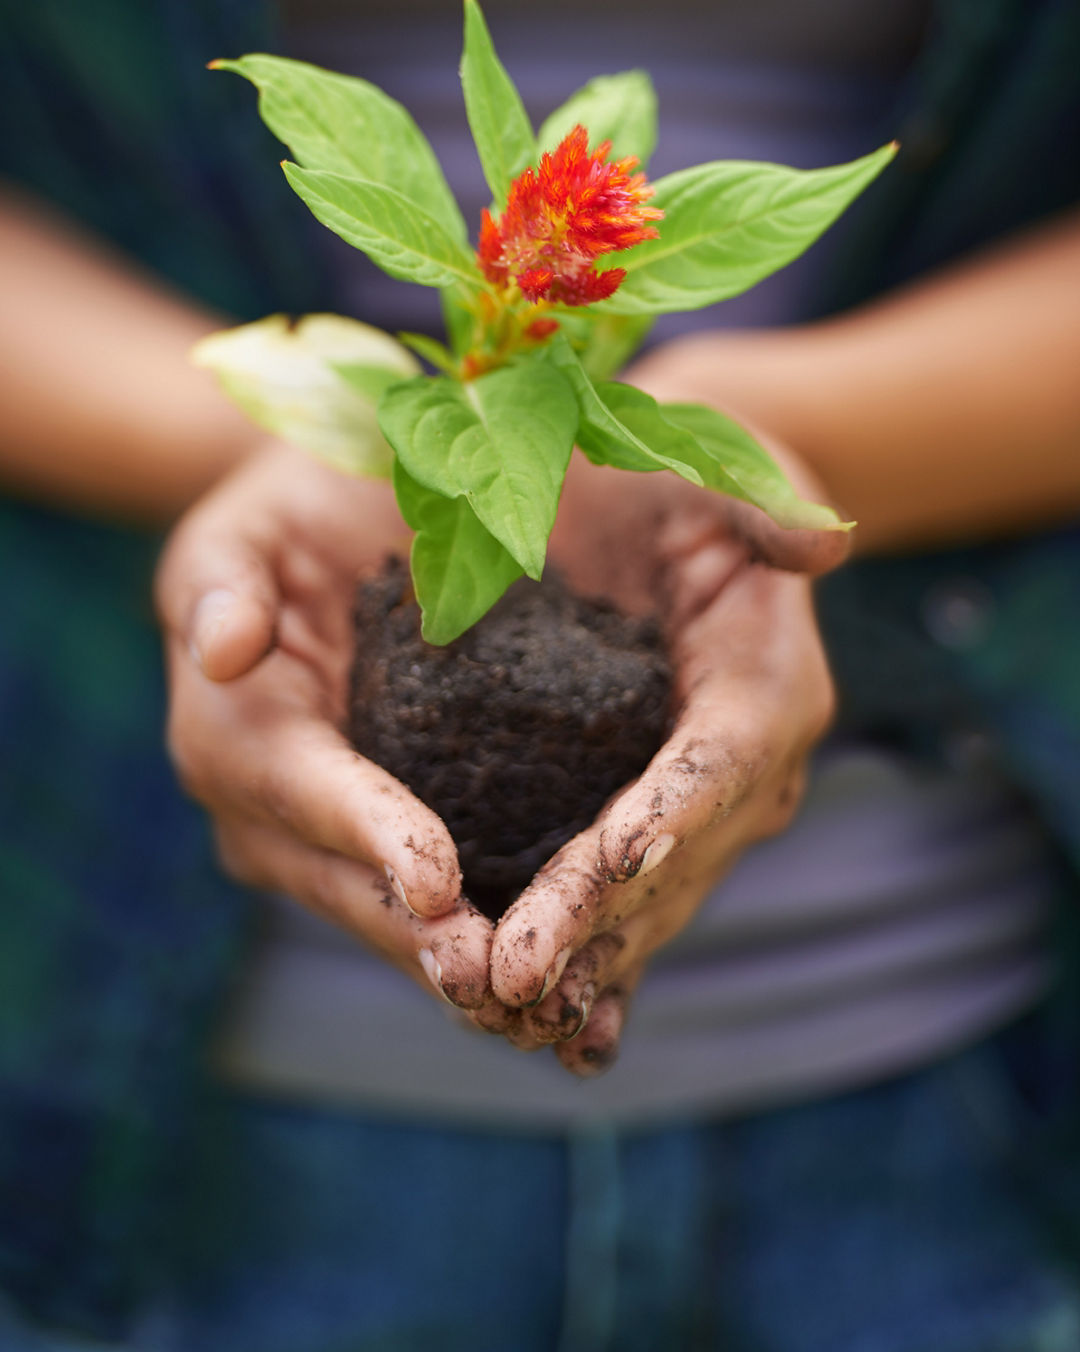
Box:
[0,0,1078,1338]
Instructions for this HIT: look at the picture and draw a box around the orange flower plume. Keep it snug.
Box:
[476,125,662,306]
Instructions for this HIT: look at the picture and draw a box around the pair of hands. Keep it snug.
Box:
[156,401,845,1077]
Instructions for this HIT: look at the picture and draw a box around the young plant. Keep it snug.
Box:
[195,0,894,644]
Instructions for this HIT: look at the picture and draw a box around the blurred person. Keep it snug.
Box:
[3,1,1080,1350]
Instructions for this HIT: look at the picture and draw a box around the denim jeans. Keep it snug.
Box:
[7,1016,1080,1352]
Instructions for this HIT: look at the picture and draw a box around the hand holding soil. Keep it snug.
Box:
[155,442,500,1017]
[486,449,844,1073]
[157,425,846,1077]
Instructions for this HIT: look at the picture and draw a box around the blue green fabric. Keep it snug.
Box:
[1,0,1079,1342]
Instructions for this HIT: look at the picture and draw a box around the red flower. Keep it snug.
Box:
[476,125,662,306]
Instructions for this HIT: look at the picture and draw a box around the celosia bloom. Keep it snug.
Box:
[477,125,662,306]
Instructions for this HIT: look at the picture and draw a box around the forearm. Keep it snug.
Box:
[0,188,261,524]
[630,208,1080,552]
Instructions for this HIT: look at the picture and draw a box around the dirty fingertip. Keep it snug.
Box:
[468,1002,520,1036]
[489,920,566,1008]
[424,944,491,1012]
[489,946,547,1008]
[423,912,495,1012]
[598,822,677,883]
[557,1033,620,1078]
[524,978,595,1044]
[555,984,630,1076]
[383,837,462,917]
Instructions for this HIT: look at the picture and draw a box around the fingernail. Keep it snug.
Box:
[190,588,237,670]
[384,863,418,916]
[538,944,574,1003]
[571,982,596,1039]
[638,832,676,877]
[418,948,452,1004]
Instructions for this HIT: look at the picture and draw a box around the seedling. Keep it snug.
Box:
[195,0,893,644]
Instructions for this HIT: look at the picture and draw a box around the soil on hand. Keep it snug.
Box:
[349,559,672,919]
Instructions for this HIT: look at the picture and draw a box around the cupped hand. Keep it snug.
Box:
[489,429,847,1076]
[155,442,497,1015]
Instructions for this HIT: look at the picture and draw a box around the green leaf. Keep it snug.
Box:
[598,142,898,315]
[191,313,419,477]
[378,362,578,578]
[591,381,714,483]
[537,70,657,168]
[211,54,465,241]
[283,164,483,291]
[461,0,535,207]
[542,335,701,481]
[657,402,853,531]
[555,368,848,531]
[394,462,523,644]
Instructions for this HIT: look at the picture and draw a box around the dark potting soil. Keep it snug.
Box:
[348,559,672,919]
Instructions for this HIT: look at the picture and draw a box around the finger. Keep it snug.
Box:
[554,964,645,1078]
[463,1004,547,1051]
[525,767,810,1047]
[167,642,463,915]
[520,931,625,1044]
[214,815,493,1010]
[660,535,749,632]
[156,508,280,682]
[489,831,625,1007]
[598,568,828,883]
[466,1002,524,1037]
[523,881,707,1045]
[648,482,850,587]
[719,495,853,577]
[492,568,827,1004]
[502,1021,547,1054]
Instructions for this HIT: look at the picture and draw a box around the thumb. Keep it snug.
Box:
[719,495,853,577]
[155,498,280,683]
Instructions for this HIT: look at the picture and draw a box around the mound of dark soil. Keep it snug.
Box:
[348,559,672,919]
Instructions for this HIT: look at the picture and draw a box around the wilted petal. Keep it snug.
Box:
[192,314,420,477]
